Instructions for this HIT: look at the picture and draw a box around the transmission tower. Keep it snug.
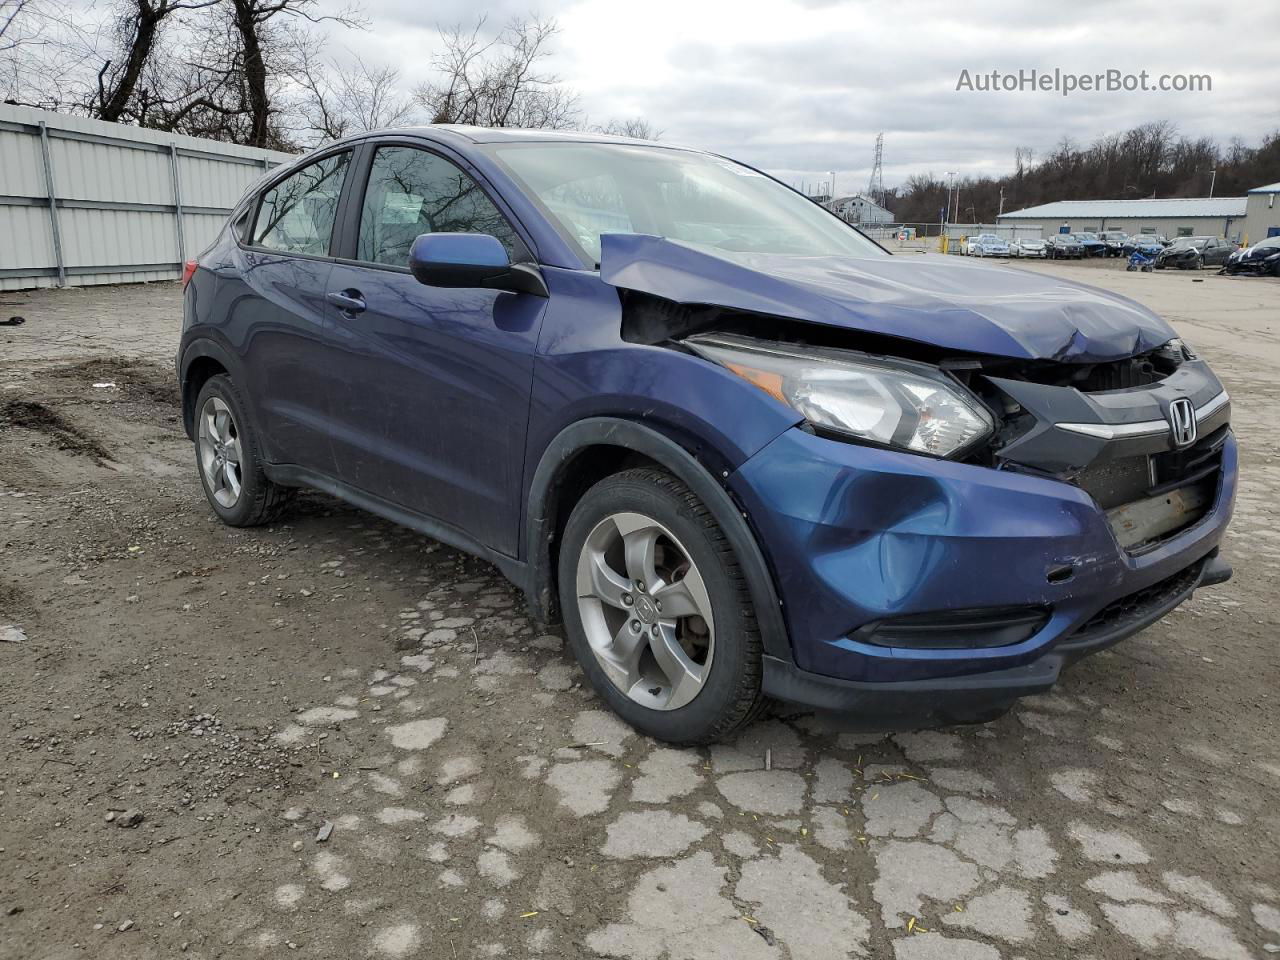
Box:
[867,133,884,207]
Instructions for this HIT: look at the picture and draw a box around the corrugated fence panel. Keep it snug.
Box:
[183,212,232,257]
[178,153,269,211]
[0,205,55,269]
[0,103,294,289]
[59,208,177,267]
[51,137,176,205]
[0,127,47,197]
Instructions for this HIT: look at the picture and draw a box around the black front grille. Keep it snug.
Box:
[1151,425,1228,492]
[1070,558,1205,642]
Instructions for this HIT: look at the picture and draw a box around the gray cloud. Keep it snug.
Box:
[339,0,1279,189]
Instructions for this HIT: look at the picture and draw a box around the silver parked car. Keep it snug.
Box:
[1010,238,1047,258]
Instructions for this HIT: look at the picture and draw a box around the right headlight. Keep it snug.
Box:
[685,333,995,458]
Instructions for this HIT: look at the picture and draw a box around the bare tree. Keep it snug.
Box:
[594,117,661,140]
[92,0,220,122]
[1,0,31,50]
[192,0,364,147]
[295,44,417,143]
[0,0,90,105]
[413,15,580,129]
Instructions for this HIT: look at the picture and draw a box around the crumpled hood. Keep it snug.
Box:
[599,234,1175,362]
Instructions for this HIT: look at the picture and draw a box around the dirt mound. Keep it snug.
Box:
[54,358,180,405]
[0,399,113,462]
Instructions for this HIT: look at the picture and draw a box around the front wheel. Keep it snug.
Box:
[557,468,765,744]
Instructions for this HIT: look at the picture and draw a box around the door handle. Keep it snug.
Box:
[327,289,366,316]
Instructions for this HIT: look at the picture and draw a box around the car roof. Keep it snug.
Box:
[347,124,697,152]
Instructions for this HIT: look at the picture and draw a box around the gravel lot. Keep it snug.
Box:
[1,261,1278,960]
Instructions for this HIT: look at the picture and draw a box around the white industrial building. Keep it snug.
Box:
[1242,182,1280,243]
[997,196,1248,242]
[828,194,894,224]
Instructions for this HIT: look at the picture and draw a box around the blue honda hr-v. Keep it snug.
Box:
[178,126,1236,744]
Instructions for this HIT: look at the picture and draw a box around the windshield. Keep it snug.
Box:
[1171,238,1207,249]
[485,141,884,265]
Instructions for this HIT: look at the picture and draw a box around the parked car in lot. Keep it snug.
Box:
[1009,238,1047,258]
[1072,232,1109,257]
[1221,235,1280,276]
[1155,236,1238,270]
[1097,231,1129,257]
[1045,234,1084,259]
[967,234,1011,257]
[1122,235,1168,258]
[179,126,1235,742]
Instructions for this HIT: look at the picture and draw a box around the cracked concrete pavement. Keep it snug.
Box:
[1,264,1278,959]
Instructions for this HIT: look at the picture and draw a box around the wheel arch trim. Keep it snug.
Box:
[524,417,793,662]
[178,335,253,441]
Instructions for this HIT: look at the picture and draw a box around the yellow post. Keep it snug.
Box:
[940,234,949,255]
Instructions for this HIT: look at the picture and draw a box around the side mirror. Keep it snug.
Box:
[408,233,547,297]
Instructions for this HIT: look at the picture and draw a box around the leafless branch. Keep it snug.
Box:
[412,14,580,130]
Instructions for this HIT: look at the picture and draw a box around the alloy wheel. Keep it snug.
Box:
[574,512,715,711]
[198,396,243,508]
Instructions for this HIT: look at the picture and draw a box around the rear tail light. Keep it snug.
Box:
[182,259,198,289]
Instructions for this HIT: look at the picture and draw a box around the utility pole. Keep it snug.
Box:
[944,172,957,226]
[998,186,1005,218]
[867,134,884,208]
[1207,169,1217,198]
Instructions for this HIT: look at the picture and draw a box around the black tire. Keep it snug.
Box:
[193,374,292,527]
[557,467,766,745]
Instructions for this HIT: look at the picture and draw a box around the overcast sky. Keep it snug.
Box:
[334,0,1278,193]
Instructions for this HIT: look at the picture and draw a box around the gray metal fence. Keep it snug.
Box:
[0,104,295,291]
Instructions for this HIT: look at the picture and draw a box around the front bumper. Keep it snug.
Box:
[730,426,1237,719]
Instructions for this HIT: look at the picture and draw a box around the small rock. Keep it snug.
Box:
[315,821,334,842]
[115,809,144,829]
[292,840,304,852]
[6,906,23,916]
[117,920,134,932]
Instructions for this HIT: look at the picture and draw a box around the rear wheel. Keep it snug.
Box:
[194,375,291,526]
[558,468,765,744]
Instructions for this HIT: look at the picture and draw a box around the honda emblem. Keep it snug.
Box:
[1168,398,1197,448]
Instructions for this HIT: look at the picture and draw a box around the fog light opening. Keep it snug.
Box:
[851,606,1051,650]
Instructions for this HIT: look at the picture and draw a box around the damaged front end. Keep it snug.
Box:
[600,235,1236,706]
[605,236,1230,559]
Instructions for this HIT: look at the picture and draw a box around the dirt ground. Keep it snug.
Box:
[1,262,1278,960]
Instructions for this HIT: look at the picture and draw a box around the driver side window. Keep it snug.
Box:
[357,146,521,266]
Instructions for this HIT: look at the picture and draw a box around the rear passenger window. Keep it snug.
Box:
[251,152,350,256]
[357,146,520,266]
